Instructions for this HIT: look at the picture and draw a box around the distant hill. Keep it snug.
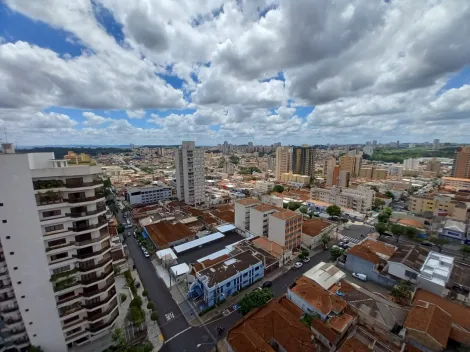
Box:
[16,146,132,159]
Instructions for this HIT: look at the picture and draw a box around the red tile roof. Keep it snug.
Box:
[302,218,332,238]
[347,244,381,265]
[338,337,372,352]
[361,239,396,258]
[145,221,193,248]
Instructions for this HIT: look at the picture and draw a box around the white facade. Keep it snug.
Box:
[403,158,420,171]
[0,152,118,351]
[387,164,404,177]
[311,186,375,213]
[417,252,454,296]
[234,200,260,231]
[254,181,274,193]
[126,185,172,205]
[175,141,205,205]
[386,262,419,283]
[363,146,374,156]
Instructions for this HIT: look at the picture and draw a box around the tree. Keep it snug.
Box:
[142,289,148,298]
[326,205,341,218]
[129,342,154,352]
[239,288,274,315]
[117,224,125,234]
[457,344,470,352]
[373,198,385,210]
[147,301,155,310]
[429,237,449,253]
[151,311,158,322]
[130,296,142,308]
[229,155,240,165]
[28,347,44,352]
[404,226,419,241]
[377,207,392,223]
[460,245,470,260]
[288,201,301,211]
[128,305,145,325]
[299,205,308,214]
[273,184,284,193]
[320,233,331,249]
[390,224,406,243]
[385,191,395,200]
[111,328,126,350]
[375,222,388,237]
[330,246,345,261]
[103,178,112,189]
[390,280,413,305]
[370,186,379,192]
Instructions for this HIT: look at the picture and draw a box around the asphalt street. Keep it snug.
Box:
[160,249,332,352]
[118,211,190,339]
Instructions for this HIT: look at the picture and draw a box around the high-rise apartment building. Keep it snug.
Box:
[338,171,350,188]
[452,146,470,179]
[175,141,205,205]
[326,165,340,187]
[292,146,315,177]
[339,155,362,177]
[0,151,117,351]
[426,158,441,176]
[403,158,420,171]
[275,147,292,180]
[323,157,336,176]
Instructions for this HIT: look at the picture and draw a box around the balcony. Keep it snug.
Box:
[76,256,112,272]
[88,309,119,333]
[65,195,105,204]
[59,303,84,318]
[65,180,102,189]
[87,298,118,323]
[33,180,65,190]
[83,279,115,298]
[68,219,107,232]
[83,289,116,310]
[46,241,76,252]
[4,316,23,325]
[57,293,83,307]
[75,232,109,248]
[79,267,113,286]
[73,245,111,260]
[9,327,27,338]
[53,278,80,293]
[0,294,15,302]
[66,205,107,219]
[1,304,19,313]
[63,318,85,330]
[0,283,13,293]
[13,337,30,346]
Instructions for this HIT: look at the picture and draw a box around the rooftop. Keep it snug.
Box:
[337,337,372,352]
[145,221,193,248]
[210,209,235,223]
[388,244,430,271]
[270,209,300,220]
[419,251,454,287]
[227,296,318,352]
[251,237,284,259]
[360,239,396,260]
[442,176,470,182]
[347,245,382,265]
[198,249,262,288]
[404,301,452,348]
[397,218,425,229]
[236,198,261,206]
[289,276,347,316]
[252,203,282,213]
[302,218,332,238]
[413,289,470,344]
[303,262,346,290]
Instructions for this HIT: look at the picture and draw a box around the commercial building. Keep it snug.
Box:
[301,218,334,249]
[426,158,441,175]
[0,151,117,351]
[275,146,292,180]
[403,158,420,171]
[268,210,303,250]
[387,164,404,177]
[234,198,261,231]
[175,141,205,205]
[125,185,172,206]
[433,138,440,150]
[310,186,375,213]
[143,221,194,249]
[254,180,274,193]
[408,195,437,214]
[452,146,470,179]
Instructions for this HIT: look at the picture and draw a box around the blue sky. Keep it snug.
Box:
[1,1,469,146]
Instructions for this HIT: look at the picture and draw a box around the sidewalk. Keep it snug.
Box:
[130,268,165,351]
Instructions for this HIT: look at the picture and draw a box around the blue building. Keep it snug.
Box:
[188,249,264,308]
[439,219,467,244]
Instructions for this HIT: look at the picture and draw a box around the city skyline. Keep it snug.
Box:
[1,1,470,145]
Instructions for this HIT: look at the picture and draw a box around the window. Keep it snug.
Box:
[226,283,230,287]
[6,236,10,239]
[2,220,6,224]
[405,270,418,280]
[25,309,29,312]
[33,334,37,337]
[0,203,3,206]
[13,267,17,270]
[48,238,66,247]
[45,224,64,233]
[50,252,68,261]
[9,252,14,255]
[21,295,25,299]
[42,210,61,218]
[53,265,70,275]
[17,281,21,284]
[29,322,33,325]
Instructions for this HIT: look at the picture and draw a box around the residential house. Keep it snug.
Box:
[417,252,453,297]
[301,218,335,249]
[384,244,430,284]
[438,219,467,243]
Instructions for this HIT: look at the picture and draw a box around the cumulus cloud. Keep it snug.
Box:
[1,0,470,144]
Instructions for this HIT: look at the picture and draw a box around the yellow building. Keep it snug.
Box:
[64,151,93,164]
[359,167,373,179]
[372,168,388,180]
[409,195,437,214]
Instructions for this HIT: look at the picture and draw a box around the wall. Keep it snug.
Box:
[417,277,446,296]
[287,288,328,319]
[268,216,286,247]
[344,255,396,287]
[0,154,67,351]
[387,262,418,283]
[249,209,267,237]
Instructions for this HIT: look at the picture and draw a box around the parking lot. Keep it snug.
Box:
[175,230,245,264]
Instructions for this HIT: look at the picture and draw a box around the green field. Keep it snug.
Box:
[369,147,455,163]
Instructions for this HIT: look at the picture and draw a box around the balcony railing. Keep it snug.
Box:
[33,180,64,190]
[57,294,83,306]
[0,283,12,290]
[37,198,63,206]
[80,267,113,285]
[76,256,112,272]
[46,241,76,252]
[88,309,119,333]
[83,289,116,310]
[73,245,111,260]
[87,298,118,322]
[83,280,115,298]
[13,337,30,346]
[0,295,15,302]
[9,327,27,337]
[68,220,107,232]
[1,304,19,313]
[75,233,109,247]
[65,180,102,189]
[65,195,105,204]
[53,278,80,293]
[4,316,23,325]
[59,304,84,317]
[66,206,106,218]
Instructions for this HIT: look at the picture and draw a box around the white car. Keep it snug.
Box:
[302,257,310,263]
[143,251,150,258]
[294,262,303,269]
[352,273,367,281]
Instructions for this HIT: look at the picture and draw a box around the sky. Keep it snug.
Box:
[0,0,470,146]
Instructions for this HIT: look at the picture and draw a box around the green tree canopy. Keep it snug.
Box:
[326,205,341,217]
[239,288,274,315]
[429,237,449,253]
[331,246,345,260]
[229,155,240,165]
[117,224,125,234]
[321,233,331,248]
[375,222,388,237]
[390,223,406,243]
[299,205,308,214]
[272,184,284,193]
[384,191,395,200]
[373,198,385,210]
[377,207,393,223]
[390,280,413,305]
[288,201,302,211]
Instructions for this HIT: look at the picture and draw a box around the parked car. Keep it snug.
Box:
[294,262,303,269]
[144,251,150,258]
[352,273,367,281]
[302,257,310,263]
[133,231,137,238]
[127,231,132,237]
[262,281,272,288]
[421,241,433,247]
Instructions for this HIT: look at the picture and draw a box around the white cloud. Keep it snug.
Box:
[82,112,112,125]
[126,110,146,119]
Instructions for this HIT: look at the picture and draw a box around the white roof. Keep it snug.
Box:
[156,248,177,261]
[216,224,236,233]
[303,262,346,290]
[419,251,454,287]
[197,249,231,263]
[170,263,190,277]
[179,216,199,224]
[173,232,225,253]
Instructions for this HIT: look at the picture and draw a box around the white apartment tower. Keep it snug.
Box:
[0,151,117,351]
[275,146,292,180]
[175,141,205,205]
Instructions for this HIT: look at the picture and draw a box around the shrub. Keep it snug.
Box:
[142,289,148,297]
[147,302,155,311]
[120,293,127,303]
[130,296,142,308]
[151,311,158,322]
